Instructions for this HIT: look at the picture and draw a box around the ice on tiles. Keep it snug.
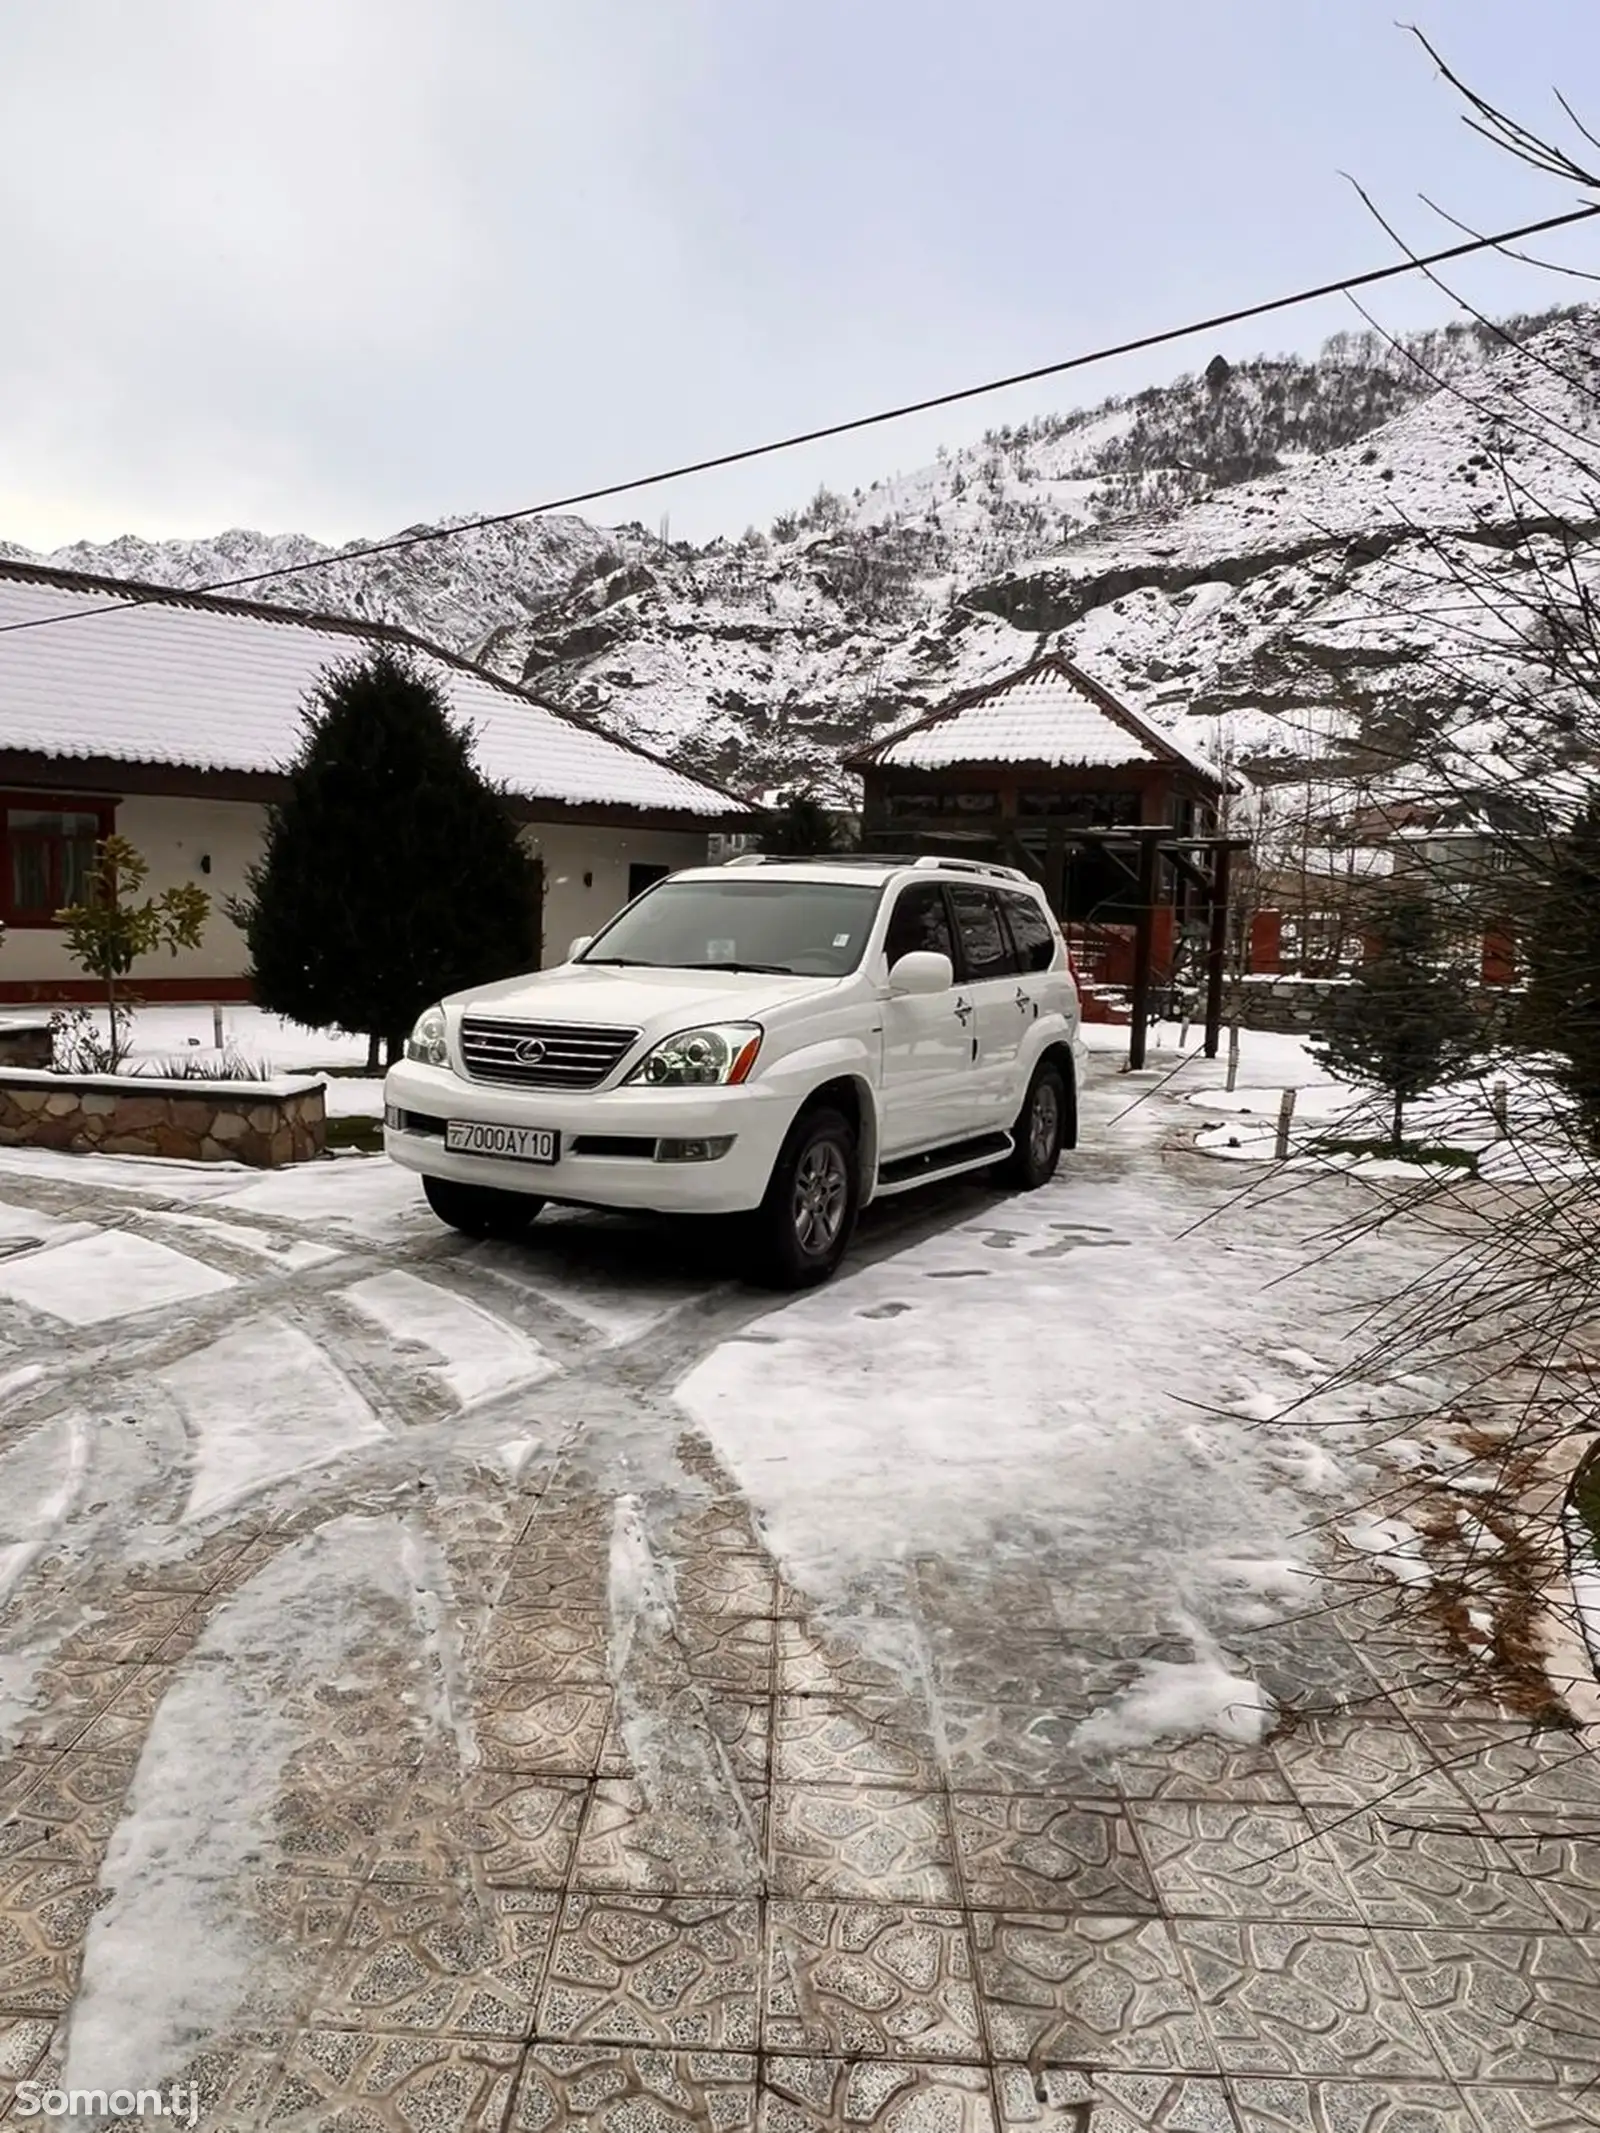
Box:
[161,1317,389,1521]
[343,1268,558,1405]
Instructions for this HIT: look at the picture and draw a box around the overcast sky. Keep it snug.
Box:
[2,0,1598,553]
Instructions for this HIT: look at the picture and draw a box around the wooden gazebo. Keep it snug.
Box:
[846,650,1247,1067]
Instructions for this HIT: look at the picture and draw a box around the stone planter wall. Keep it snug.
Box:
[0,1021,54,1070]
[1226,976,1356,1032]
[1227,974,1514,1036]
[0,1070,326,1166]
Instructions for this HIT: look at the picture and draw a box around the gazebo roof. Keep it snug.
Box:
[847,651,1232,791]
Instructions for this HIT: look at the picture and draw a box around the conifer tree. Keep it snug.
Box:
[1308,883,1480,1149]
[1518,798,1600,1151]
[757,791,851,856]
[235,649,540,1068]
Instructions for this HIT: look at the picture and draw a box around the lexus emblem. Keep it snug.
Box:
[514,1037,547,1064]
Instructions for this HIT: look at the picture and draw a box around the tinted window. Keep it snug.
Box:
[884,883,956,967]
[1000,890,1057,973]
[949,886,1018,980]
[580,878,882,976]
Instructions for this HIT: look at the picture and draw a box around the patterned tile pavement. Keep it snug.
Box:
[0,1109,1596,2131]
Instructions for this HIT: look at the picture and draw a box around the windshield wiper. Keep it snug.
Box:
[580,955,653,966]
[682,960,798,975]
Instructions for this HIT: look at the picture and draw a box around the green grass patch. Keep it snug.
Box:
[325,1115,384,1154]
[1319,1136,1478,1170]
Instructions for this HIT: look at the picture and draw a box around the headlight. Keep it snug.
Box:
[404,1004,448,1066]
[627,1022,762,1088]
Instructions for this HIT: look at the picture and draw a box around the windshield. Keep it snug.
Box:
[579,878,884,977]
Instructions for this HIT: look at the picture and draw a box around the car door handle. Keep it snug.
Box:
[953,997,974,1026]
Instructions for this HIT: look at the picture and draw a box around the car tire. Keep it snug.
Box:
[423,1175,545,1239]
[748,1106,859,1289]
[997,1061,1067,1191]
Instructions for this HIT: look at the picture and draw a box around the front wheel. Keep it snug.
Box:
[748,1106,859,1289]
[996,1062,1067,1190]
[423,1174,545,1239]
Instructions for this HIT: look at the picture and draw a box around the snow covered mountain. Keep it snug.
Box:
[0,515,629,654]
[3,306,1587,811]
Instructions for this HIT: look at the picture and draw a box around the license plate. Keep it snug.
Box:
[445,1121,559,1163]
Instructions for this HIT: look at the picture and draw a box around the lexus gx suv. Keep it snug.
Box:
[383,855,1086,1288]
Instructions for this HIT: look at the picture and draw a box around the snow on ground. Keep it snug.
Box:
[210,1157,431,1239]
[136,1207,345,1273]
[674,1154,1417,1668]
[160,1318,389,1523]
[1073,1619,1276,1751]
[343,1269,559,1406]
[0,1228,236,1325]
[61,1513,464,2095]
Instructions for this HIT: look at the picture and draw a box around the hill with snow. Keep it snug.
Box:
[3,307,1589,814]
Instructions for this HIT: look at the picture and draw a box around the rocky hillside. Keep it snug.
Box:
[0,515,630,654]
[3,307,1587,812]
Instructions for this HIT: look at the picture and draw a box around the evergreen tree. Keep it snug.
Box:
[1517,799,1600,1151]
[1308,884,1481,1149]
[757,791,851,857]
[235,649,540,1068]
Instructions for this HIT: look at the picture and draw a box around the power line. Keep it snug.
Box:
[4,199,1598,642]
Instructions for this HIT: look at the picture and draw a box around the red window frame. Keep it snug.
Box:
[0,793,117,929]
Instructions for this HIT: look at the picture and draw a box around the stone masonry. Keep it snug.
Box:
[0,1069,326,1165]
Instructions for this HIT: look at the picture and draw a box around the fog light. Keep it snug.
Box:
[384,1104,403,1130]
[654,1135,736,1163]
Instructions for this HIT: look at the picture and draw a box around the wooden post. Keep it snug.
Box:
[1203,841,1233,1059]
[1226,1019,1241,1093]
[212,1005,224,1050]
[1126,833,1161,1071]
[1274,1086,1297,1161]
[1043,828,1065,923]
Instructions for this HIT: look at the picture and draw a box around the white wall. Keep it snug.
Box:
[1,794,260,986]
[4,792,712,991]
[522,823,713,965]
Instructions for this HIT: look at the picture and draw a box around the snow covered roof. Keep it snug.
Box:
[849,652,1232,790]
[0,561,751,820]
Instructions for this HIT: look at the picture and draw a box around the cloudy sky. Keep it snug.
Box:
[2,0,1597,553]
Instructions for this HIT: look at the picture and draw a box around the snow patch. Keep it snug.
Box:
[1339,1514,1432,1587]
[1075,1622,1276,1750]
[0,1230,235,1325]
[60,1513,461,2093]
[160,1317,388,1522]
[343,1270,558,1405]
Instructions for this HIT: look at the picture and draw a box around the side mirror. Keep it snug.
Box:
[568,935,594,961]
[888,950,954,997]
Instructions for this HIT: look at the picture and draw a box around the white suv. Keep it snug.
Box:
[383,855,1085,1288]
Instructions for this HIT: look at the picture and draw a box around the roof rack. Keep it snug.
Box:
[720,852,1029,879]
[911,855,1028,881]
[720,852,909,868]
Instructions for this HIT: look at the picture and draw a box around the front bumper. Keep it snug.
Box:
[382,1058,795,1215]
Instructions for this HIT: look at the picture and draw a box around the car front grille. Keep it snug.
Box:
[458,1016,640,1090]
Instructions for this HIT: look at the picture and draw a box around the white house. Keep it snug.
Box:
[0,560,754,1004]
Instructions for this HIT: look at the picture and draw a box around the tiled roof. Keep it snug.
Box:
[0,563,749,819]
[851,653,1229,788]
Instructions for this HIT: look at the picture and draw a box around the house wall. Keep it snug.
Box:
[0,792,713,1001]
[521,823,712,962]
[0,794,262,995]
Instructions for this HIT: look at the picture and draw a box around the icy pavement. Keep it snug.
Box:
[0,1048,1595,2132]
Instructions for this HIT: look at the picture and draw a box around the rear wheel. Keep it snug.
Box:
[423,1174,545,1239]
[748,1106,858,1289]
[996,1062,1066,1190]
